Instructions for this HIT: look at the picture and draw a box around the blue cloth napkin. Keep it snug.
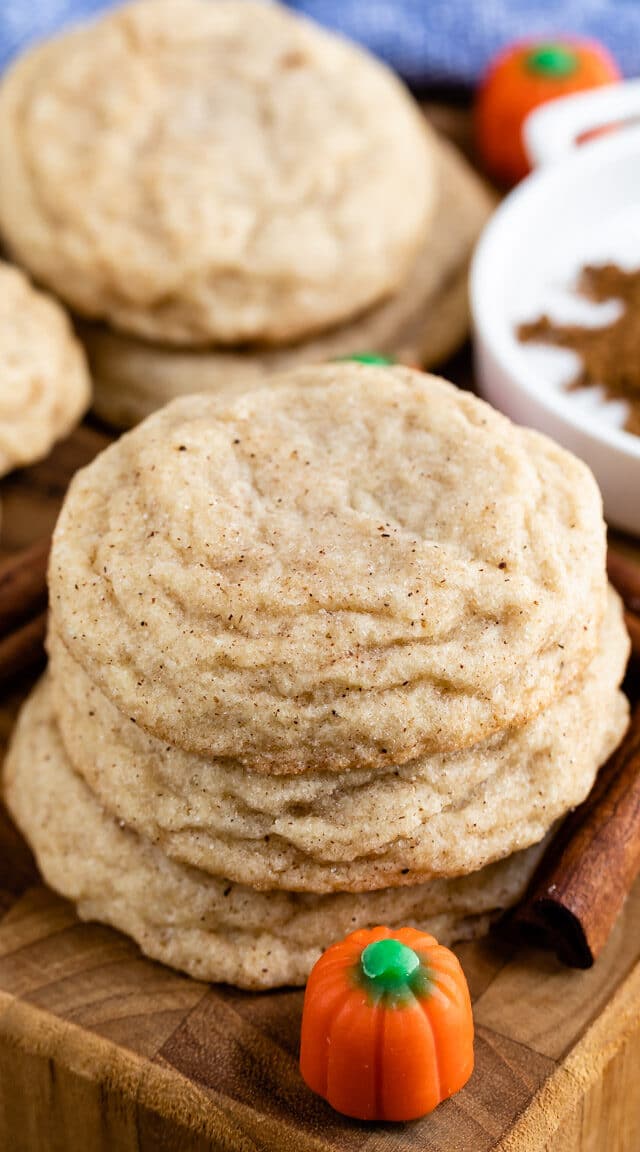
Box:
[1,0,638,85]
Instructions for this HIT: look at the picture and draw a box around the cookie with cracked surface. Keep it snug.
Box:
[0,261,90,477]
[0,0,434,346]
[4,676,548,989]
[49,364,607,773]
[82,134,493,429]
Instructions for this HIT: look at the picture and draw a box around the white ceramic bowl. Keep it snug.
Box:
[471,82,640,534]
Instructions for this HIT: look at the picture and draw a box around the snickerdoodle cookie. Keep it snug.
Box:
[0,0,434,346]
[0,261,90,477]
[49,364,607,774]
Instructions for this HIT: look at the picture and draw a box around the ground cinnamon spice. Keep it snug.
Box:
[517,264,640,435]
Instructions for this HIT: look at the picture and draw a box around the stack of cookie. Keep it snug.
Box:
[5,364,629,988]
[0,0,492,430]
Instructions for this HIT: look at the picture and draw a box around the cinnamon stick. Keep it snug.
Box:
[0,612,47,690]
[0,538,49,635]
[513,703,640,967]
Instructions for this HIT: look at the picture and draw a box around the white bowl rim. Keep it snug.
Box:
[470,126,640,462]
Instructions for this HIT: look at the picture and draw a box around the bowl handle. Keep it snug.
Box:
[523,79,640,167]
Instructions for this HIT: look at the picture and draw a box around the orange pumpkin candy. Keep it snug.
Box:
[299,925,474,1122]
[475,38,621,186]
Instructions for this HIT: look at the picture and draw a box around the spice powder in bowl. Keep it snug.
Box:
[518,264,640,436]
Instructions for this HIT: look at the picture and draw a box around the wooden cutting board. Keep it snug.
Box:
[0,399,639,1152]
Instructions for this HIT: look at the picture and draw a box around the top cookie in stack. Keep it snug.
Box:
[48,364,608,775]
[0,0,492,428]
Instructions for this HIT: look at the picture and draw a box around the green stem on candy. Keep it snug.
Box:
[335,353,396,366]
[525,43,579,78]
[357,938,431,1005]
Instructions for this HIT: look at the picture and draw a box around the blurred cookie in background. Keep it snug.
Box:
[0,261,90,479]
[0,0,491,429]
[0,0,434,346]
